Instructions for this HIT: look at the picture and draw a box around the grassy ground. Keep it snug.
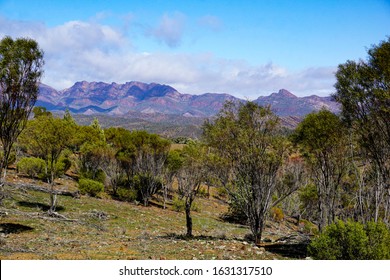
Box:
[0,171,301,260]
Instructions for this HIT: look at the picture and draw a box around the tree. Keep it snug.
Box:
[292,110,349,231]
[100,145,124,195]
[0,37,44,200]
[333,37,390,223]
[77,119,107,182]
[203,101,288,243]
[33,106,52,118]
[20,115,74,213]
[162,150,183,209]
[176,142,206,237]
[131,131,170,206]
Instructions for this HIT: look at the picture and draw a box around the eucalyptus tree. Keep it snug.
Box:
[131,131,171,206]
[0,37,44,201]
[333,38,390,223]
[292,110,349,231]
[176,142,206,237]
[21,115,74,213]
[203,101,288,243]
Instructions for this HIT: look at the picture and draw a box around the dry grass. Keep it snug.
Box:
[0,171,299,260]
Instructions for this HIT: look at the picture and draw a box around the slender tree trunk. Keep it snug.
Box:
[254,220,262,245]
[0,145,11,204]
[185,199,193,237]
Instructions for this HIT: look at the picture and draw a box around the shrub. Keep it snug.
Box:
[221,200,247,225]
[78,178,104,197]
[16,157,46,178]
[308,220,390,259]
[172,197,186,212]
[80,169,106,183]
[270,207,284,222]
[117,187,138,202]
[215,186,228,199]
[132,174,163,205]
[172,197,200,212]
[365,221,390,259]
[299,219,319,235]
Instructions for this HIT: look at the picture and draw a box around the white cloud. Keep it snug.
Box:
[0,16,336,98]
[147,12,186,48]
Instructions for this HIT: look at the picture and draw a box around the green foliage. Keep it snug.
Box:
[166,150,184,173]
[116,187,138,202]
[333,37,390,223]
[82,169,106,184]
[63,109,76,125]
[0,36,44,181]
[78,178,104,197]
[308,220,390,260]
[16,157,46,179]
[197,186,209,198]
[298,183,318,219]
[172,196,200,212]
[0,150,16,167]
[270,207,284,222]
[132,174,163,205]
[292,110,348,229]
[18,128,73,181]
[365,221,390,259]
[203,101,287,243]
[292,109,345,154]
[221,199,248,225]
[171,137,192,144]
[33,106,52,118]
[300,219,319,235]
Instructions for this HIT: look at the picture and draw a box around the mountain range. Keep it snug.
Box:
[37,81,340,118]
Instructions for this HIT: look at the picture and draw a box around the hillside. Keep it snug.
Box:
[37,81,339,118]
[41,81,334,138]
[0,169,311,260]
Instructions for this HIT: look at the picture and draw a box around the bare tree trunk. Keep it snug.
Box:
[0,145,11,205]
[49,163,56,214]
[185,199,193,237]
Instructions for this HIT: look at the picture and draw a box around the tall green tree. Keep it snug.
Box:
[176,142,206,237]
[203,101,288,243]
[292,109,349,231]
[0,37,44,198]
[333,37,390,223]
[21,115,74,213]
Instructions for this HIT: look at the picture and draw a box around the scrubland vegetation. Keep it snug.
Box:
[1,36,390,260]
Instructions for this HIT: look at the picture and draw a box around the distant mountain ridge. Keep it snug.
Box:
[37,81,339,117]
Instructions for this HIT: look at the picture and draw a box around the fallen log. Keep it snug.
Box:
[6,182,80,198]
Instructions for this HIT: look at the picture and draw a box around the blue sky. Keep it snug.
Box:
[0,0,389,98]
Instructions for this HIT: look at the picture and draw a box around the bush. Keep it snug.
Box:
[308,220,390,260]
[117,187,138,202]
[16,157,46,179]
[132,174,163,205]
[221,200,247,225]
[365,221,390,259]
[79,169,106,183]
[172,197,200,212]
[270,207,284,222]
[78,178,104,197]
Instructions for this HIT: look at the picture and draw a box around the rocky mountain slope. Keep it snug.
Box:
[37,81,339,118]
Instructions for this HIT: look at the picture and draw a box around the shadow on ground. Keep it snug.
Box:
[17,201,65,212]
[0,223,34,234]
[159,232,231,241]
